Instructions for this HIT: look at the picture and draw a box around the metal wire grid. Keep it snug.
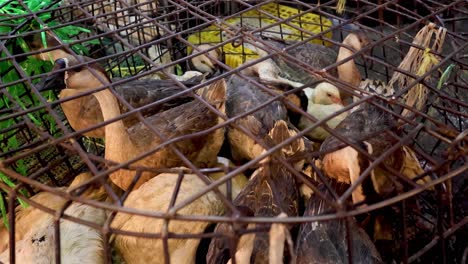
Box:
[0,0,466,263]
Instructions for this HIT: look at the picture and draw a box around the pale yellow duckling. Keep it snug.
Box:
[111,157,248,264]
[298,82,348,141]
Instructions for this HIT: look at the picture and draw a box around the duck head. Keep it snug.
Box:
[343,31,370,53]
[38,56,110,93]
[304,82,343,105]
[190,44,222,76]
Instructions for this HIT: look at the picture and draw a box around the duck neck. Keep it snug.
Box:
[337,45,362,87]
[60,89,87,131]
[92,89,133,157]
[304,88,317,105]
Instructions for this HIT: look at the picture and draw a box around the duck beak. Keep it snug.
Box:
[37,71,65,92]
[37,58,67,92]
[333,96,344,105]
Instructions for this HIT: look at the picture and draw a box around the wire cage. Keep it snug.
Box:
[0,0,466,263]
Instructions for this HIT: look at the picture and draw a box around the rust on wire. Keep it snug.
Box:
[0,0,466,263]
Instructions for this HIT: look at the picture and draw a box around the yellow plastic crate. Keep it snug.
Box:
[188,3,332,69]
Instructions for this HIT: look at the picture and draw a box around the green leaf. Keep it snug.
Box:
[27,0,42,12]
[17,196,29,208]
[7,135,18,151]
[16,37,30,52]
[437,64,455,90]
[20,57,46,76]
[0,193,8,229]
[0,25,11,33]
[0,171,16,188]
[16,160,27,176]
[38,12,52,22]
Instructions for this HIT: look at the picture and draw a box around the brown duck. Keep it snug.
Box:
[38,55,202,138]
[41,57,226,191]
[111,157,248,264]
[207,120,304,264]
[318,100,427,205]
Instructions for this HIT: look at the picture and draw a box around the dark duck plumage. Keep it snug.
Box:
[296,180,382,264]
[319,101,433,263]
[226,74,289,163]
[264,37,339,85]
[207,120,304,264]
[319,101,405,205]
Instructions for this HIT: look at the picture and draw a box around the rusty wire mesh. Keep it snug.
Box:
[0,0,466,263]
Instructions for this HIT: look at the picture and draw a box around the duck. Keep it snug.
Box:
[0,172,107,264]
[295,179,382,264]
[225,74,290,163]
[38,55,203,138]
[318,100,427,205]
[110,157,248,264]
[207,120,305,264]
[256,35,339,87]
[335,32,395,102]
[41,57,227,191]
[298,82,348,141]
[257,31,395,104]
[190,42,305,88]
[189,44,222,76]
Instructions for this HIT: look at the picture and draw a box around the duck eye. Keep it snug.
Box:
[327,93,332,97]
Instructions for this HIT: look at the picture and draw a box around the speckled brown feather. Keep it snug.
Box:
[296,181,382,264]
[207,121,303,264]
[226,75,289,162]
[109,79,227,190]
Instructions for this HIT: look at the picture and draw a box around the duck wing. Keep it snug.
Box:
[296,181,382,264]
[127,79,226,169]
[90,77,200,122]
[226,75,289,161]
[321,102,398,152]
[264,39,338,84]
[207,121,302,264]
[115,78,197,112]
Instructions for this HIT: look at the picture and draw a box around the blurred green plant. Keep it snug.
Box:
[0,0,98,227]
